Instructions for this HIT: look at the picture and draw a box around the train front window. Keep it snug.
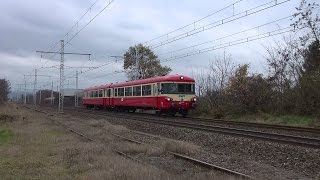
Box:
[161,83,195,94]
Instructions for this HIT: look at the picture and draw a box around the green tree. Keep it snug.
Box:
[123,44,172,80]
[0,79,11,104]
[297,40,320,114]
[226,64,272,113]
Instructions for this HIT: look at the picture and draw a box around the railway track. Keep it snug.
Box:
[61,106,320,135]
[188,117,320,134]
[60,107,320,149]
[27,106,254,179]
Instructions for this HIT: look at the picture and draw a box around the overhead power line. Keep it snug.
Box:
[144,0,246,45]
[161,27,292,63]
[42,0,115,66]
[159,15,292,57]
[147,0,291,49]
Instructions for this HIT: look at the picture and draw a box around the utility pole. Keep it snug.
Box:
[75,70,78,107]
[24,76,27,104]
[39,90,42,105]
[36,40,91,113]
[33,69,37,106]
[135,46,139,80]
[51,81,54,105]
[59,40,64,112]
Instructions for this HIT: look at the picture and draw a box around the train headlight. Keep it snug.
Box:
[166,97,173,101]
[191,97,197,102]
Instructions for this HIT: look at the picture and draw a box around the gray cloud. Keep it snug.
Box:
[0,0,304,91]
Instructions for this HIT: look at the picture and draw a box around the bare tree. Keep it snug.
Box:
[0,79,11,104]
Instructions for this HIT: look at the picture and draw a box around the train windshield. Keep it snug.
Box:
[161,83,195,94]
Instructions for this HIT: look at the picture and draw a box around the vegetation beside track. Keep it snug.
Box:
[192,111,320,128]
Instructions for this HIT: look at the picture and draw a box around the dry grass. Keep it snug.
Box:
[158,139,201,155]
[0,105,235,179]
[0,104,176,179]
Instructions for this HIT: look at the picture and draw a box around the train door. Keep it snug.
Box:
[154,83,160,108]
[108,89,112,107]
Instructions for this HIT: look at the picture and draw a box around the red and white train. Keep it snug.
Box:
[82,74,196,117]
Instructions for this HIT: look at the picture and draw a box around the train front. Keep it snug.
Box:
[158,76,196,117]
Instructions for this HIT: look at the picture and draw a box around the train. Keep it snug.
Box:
[82,74,197,117]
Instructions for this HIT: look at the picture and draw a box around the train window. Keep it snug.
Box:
[142,85,151,96]
[133,86,141,96]
[107,89,111,97]
[99,90,103,97]
[125,87,133,96]
[114,88,118,97]
[161,83,195,94]
[93,91,98,97]
[118,88,124,96]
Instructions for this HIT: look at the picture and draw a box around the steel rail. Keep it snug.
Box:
[27,106,253,179]
[63,106,320,134]
[188,117,320,134]
[63,108,320,149]
[26,107,155,167]
[111,130,254,179]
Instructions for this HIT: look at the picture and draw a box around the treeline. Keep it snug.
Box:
[0,79,10,104]
[193,0,319,117]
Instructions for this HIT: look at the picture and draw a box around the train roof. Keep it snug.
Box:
[84,74,195,91]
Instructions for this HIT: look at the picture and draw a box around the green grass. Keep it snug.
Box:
[0,129,14,144]
[227,113,320,128]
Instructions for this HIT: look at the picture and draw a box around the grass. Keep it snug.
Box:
[0,129,13,144]
[193,109,320,128]
[0,104,234,179]
[227,113,320,128]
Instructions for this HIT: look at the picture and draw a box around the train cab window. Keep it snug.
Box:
[161,83,195,94]
[133,86,141,96]
[114,88,118,97]
[125,87,133,96]
[118,88,124,96]
[142,85,151,96]
[99,90,103,97]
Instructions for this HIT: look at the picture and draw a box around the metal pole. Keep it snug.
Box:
[33,69,37,106]
[24,77,27,104]
[75,71,78,107]
[51,81,53,105]
[39,90,42,105]
[135,46,138,80]
[59,40,64,112]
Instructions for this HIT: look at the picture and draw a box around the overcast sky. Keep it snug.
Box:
[0,0,313,92]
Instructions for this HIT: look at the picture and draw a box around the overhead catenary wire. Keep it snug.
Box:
[41,0,115,67]
[147,0,291,49]
[143,0,246,45]
[158,15,293,57]
[161,26,293,63]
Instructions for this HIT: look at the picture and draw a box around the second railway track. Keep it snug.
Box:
[27,106,254,179]
[61,107,320,149]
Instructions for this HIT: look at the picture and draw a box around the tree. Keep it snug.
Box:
[291,0,319,46]
[297,40,320,114]
[123,44,172,80]
[0,79,11,104]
